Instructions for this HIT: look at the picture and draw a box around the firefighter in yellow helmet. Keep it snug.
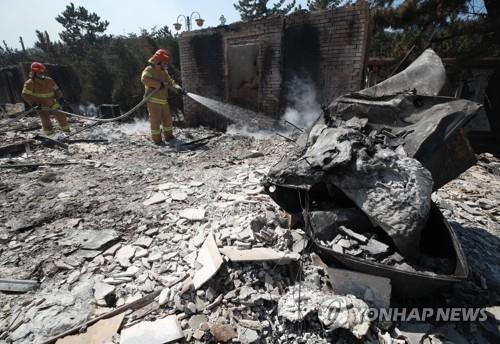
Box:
[21,62,70,135]
[141,49,186,144]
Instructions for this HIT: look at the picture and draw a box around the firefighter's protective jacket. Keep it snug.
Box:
[141,66,178,105]
[21,76,63,109]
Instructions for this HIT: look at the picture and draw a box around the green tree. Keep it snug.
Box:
[234,0,297,20]
[0,43,24,67]
[368,0,499,59]
[484,0,500,45]
[80,48,113,105]
[56,2,109,53]
[306,0,350,10]
[34,30,60,60]
[109,38,142,109]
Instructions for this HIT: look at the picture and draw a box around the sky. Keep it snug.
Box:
[1,0,310,49]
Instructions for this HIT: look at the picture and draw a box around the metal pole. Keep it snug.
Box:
[19,37,25,52]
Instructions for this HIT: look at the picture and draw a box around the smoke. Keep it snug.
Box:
[281,77,322,130]
[117,118,150,136]
[78,118,150,142]
[226,124,276,139]
[78,103,99,116]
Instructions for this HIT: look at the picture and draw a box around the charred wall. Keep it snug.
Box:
[179,2,369,128]
[181,32,227,129]
[284,5,369,107]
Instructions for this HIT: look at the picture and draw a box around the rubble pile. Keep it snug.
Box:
[316,225,454,276]
[0,120,367,343]
[433,153,500,289]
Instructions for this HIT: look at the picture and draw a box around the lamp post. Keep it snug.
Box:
[174,12,205,32]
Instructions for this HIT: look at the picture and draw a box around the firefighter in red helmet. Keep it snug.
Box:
[21,62,70,135]
[140,49,186,144]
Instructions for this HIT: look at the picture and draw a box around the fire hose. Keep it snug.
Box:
[44,88,160,123]
[40,88,161,140]
[0,89,160,136]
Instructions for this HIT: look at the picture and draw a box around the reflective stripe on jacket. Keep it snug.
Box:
[21,76,63,106]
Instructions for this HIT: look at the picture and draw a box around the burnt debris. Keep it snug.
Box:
[264,49,482,287]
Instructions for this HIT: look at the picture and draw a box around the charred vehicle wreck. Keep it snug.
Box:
[264,49,483,296]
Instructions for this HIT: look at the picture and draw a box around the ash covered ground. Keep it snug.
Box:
[0,116,499,343]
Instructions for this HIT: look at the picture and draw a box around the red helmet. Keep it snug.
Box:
[31,62,46,73]
[149,49,171,63]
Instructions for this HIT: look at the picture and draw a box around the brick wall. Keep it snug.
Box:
[179,1,369,129]
[284,3,369,106]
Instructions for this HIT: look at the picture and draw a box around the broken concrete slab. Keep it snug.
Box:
[291,231,308,253]
[238,319,264,331]
[189,181,204,187]
[93,281,115,300]
[326,267,392,308]
[339,226,368,243]
[67,270,81,285]
[210,324,237,342]
[188,314,208,330]
[70,249,101,260]
[0,278,38,293]
[362,238,390,258]
[133,236,153,248]
[103,277,133,285]
[81,230,119,251]
[238,326,260,344]
[143,192,167,206]
[158,182,179,191]
[179,207,206,221]
[55,313,125,344]
[103,243,121,256]
[193,234,223,290]
[220,247,300,264]
[14,280,95,340]
[112,265,139,278]
[158,288,171,306]
[171,190,188,201]
[120,315,184,344]
[115,245,136,267]
[5,218,37,232]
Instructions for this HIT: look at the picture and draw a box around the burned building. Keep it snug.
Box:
[179,2,369,129]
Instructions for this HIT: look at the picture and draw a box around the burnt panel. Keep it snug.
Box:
[283,23,321,88]
[227,43,259,111]
[190,33,224,98]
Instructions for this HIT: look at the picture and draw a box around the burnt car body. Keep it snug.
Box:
[264,49,479,296]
